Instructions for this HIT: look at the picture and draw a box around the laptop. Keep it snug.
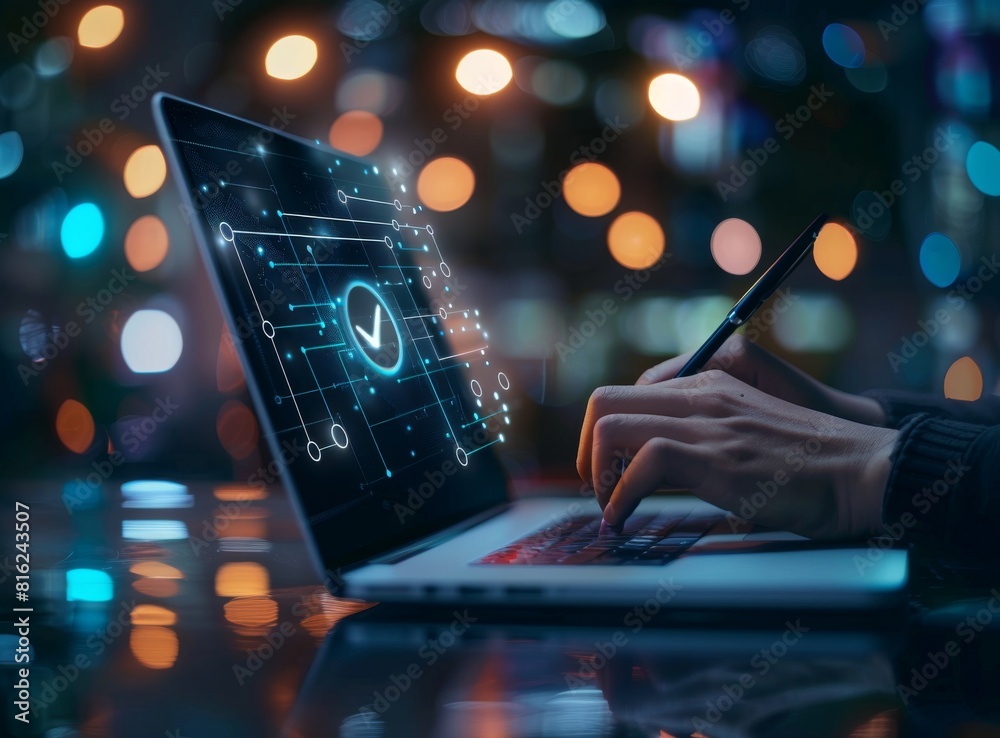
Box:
[154,94,907,609]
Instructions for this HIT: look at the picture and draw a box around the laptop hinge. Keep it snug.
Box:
[369,502,512,565]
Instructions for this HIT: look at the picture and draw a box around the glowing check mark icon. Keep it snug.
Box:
[355,304,382,349]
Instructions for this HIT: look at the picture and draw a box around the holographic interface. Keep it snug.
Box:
[158,97,510,564]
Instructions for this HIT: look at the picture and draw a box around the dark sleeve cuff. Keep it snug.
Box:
[882,413,992,550]
[864,388,1000,428]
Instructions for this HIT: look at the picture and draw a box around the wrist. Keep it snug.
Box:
[827,388,887,427]
[848,426,897,536]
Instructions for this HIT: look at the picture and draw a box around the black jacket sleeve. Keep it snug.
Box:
[864,389,1000,557]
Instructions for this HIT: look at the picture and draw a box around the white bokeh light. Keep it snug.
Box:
[121,309,183,373]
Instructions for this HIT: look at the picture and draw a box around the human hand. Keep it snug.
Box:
[636,334,886,427]
[576,371,898,539]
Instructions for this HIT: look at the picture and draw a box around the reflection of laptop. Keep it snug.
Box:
[155,94,907,609]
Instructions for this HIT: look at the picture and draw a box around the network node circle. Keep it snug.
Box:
[307,441,322,461]
[331,423,349,449]
[456,447,469,467]
[498,372,510,390]
[219,222,234,242]
[262,320,275,338]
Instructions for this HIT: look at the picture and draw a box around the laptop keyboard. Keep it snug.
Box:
[474,511,724,566]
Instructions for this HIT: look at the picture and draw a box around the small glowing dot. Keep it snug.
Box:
[456,49,513,95]
[648,73,700,121]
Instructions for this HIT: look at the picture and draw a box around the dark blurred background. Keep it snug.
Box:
[1,0,997,485]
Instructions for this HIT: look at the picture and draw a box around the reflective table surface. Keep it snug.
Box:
[4,480,1000,738]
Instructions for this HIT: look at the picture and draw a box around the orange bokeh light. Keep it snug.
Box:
[129,561,183,579]
[563,162,621,217]
[56,399,96,454]
[417,157,475,212]
[944,356,983,401]
[814,222,858,281]
[78,5,124,48]
[215,562,270,597]
[130,626,178,669]
[216,400,259,459]
[328,111,383,157]
[265,35,318,80]
[131,604,177,627]
[123,145,166,199]
[607,211,666,269]
[124,215,169,272]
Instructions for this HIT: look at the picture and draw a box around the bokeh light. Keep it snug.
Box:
[544,0,605,38]
[822,23,865,68]
[813,222,857,281]
[966,140,1000,196]
[265,35,318,80]
[773,294,853,352]
[745,26,807,86]
[944,356,983,401]
[131,604,177,626]
[710,218,762,275]
[845,55,888,93]
[0,131,24,179]
[61,203,104,259]
[647,73,700,121]
[607,212,666,269]
[56,399,96,454]
[130,562,183,578]
[215,562,270,597]
[35,37,74,77]
[125,215,169,272]
[563,162,620,217]
[455,49,512,95]
[417,156,475,211]
[78,5,125,49]
[121,310,183,373]
[130,626,179,669]
[216,400,259,459]
[66,569,113,601]
[328,110,383,156]
[529,59,587,106]
[919,232,961,287]
[123,145,167,198]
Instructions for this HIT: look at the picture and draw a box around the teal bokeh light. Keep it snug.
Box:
[919,232,961,288]
[822,23,865,68]
[966,140,1000,196]
[61,203,105,258]
[66,568,113,602]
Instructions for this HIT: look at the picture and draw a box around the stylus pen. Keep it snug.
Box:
[674,213,829,378]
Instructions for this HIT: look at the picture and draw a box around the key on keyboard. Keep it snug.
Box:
[474,511,722,566]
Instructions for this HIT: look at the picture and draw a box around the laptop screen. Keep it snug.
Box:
[155,95,510,574]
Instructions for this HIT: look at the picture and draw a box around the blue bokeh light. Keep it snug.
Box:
[919,232,961,288]
[61,203,105,258]
[966,140,1000,196]
[67,568,114,602]
[0,131,23,179]
[822,23,865,68]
